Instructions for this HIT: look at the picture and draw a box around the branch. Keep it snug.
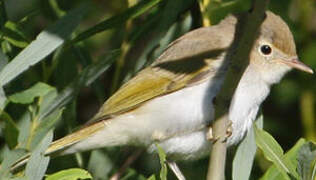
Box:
[206,0,270,180]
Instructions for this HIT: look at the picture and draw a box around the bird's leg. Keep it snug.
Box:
[207,120,233,142]
[226,120,233,138]
[167,161,186,180]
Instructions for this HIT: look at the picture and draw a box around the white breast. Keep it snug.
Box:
[228,66,270,145]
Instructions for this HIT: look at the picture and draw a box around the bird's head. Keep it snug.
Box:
[250,12,313,84]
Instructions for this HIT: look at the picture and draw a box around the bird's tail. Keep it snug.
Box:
[11,120,106,172]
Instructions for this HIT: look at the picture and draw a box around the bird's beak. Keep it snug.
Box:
[281,58,314,74]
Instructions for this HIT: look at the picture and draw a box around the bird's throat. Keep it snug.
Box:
[228,66,270,145]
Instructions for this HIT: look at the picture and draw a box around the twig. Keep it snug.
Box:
[167,161,186,180]
[206,0,269,180]
[110,149,143,180]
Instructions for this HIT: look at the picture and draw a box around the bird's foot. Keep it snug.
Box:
[206,120,233,142]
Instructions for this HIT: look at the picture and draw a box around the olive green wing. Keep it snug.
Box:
[92,27,231,121]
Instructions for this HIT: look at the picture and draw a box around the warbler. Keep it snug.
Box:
[13,11,313,171]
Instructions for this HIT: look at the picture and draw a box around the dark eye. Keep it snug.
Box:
[260,45,272,55]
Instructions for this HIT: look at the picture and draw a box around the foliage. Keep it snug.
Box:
[0,0,315,179]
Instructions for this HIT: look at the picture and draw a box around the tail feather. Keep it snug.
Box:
[10,120,106,172]
[46,120,106,155]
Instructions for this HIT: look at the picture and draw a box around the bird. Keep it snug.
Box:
[12,11,313,174]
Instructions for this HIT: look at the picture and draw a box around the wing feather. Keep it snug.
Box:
[92,25,235,121]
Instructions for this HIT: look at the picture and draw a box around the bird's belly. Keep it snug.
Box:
[124,79,217,145]
[148,129,212,161]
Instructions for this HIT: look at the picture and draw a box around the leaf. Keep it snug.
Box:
[121,168,147,180]
[0,6,86,86]
[0,49,8,72]
[0,50,8,109]
[233,114,263,180]
[132,0,194,73]
[156,144,167,180]
[261,138,306,180]
[147,175,156,180]
[72,0,163,43]
[25,130,53,180]
[87,150,113,179]
[0,110,19,149]
[2,21,29,48]
[45,168,92,180]
[0,85,7,109]
[297,141,316,180]
[29,108,63,150]
[0,147,27,179]
[254,125,299,179]
[39,49,119,120]
[8,82,55,104]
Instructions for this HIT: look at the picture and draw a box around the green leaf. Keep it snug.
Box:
[297,141,316,180]
[25,131,53,180]
[261,138,306,180]
[132,0,194,73]
[29,108,63,150]
[39,49,119,120]
[0,49,8,72]
[87,150,113,179]
[45,168,92,180]
[2,21,29,48]
[0,86,7,109]
[147,175,156,180]
[0,110,19,149]
[121,168,147,180]
[0,6,86,86]
[8,82,55,104]
[254,125,299,179]
[0,147,27,179]
[0,50,8,109]
[233,114,263,180]
[72,0,163,43]
[156,144,167,180]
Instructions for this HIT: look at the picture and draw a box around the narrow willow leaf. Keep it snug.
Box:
[0,50,8,109]
[46,168,92,180]
[0,110,19,149]
[39,50,119,120]
[297,141,316,180]
[25,131,53,180]
[254,125,299,179]
[261,138,306,180]
[8,82,55,104]
[2,21,29,48]
[72,0,163,43]
[156,144,167,180]
[133,0,194,74]
[0,49,8,72]
[0,147,27,179]
[0,6,86,86]
[17,111,32,149]
[233,115,263,180]
[0,85,7,109]
[29,108,63,150]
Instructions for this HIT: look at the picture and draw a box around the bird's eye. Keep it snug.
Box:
[260,44,272,55]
